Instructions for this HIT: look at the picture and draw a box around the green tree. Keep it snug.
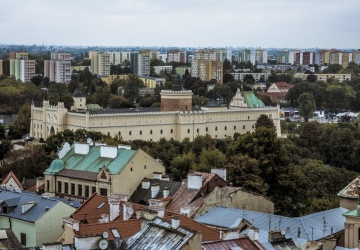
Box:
[170,152,196,181]
[123,75,145,103]
[255,114,275,131]
[306,74,317,83]
[297,93,316,122]
[11,103,31,138]
[196,148,226,172]
[0,140,12,160]
[108,96,131,109]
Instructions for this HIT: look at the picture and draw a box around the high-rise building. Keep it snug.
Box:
[0,60,3,76]
[167,50,186,63]
[353,50,360,64]
[130,51,150,76]
[108,51,121,65]
[9,52,35,82]
[194,49,225,62]
[44,53,71,83]
[191,60,223,84]
[90,51,110,76]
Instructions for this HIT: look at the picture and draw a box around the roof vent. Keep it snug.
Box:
[100,146,117,158]
[74,143,89,155]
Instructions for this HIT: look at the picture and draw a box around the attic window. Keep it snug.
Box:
[97,202,106,209]
[111,228,120,238]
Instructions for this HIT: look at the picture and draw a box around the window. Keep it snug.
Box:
[197,128,199,133]
[234,126,236,130]
[215,127,218,131]
[225,126,227,131]
[150,130,153,135]
[57,181,62,193]
[85,186,89,197]
[160,129,163,134]
[100,188,108,196]
[144,165,146,169]
[2,207,8,213]
[21,233,26,246]
[129,131,132,135]
[248,116,250,120]
[64,182,69,194]
[140,130,142,135]
[71,183,75,195]
[206,127,208,132]
[92,186,96,195]
[243,125,246,129]
[47,180,50,192]
[187,129,190,133]
[111,228,120,238]
[97,201,106,209]
[78,184,82,197]
[170,129,173,134]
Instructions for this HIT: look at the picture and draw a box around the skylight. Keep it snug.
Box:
[97,202,106,209]
[111,228,120,238]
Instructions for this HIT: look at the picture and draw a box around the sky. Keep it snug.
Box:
[1,0,360,49]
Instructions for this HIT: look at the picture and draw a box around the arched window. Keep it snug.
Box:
[187,129,190,133]
[129,131,132,135]
[224,126,227,131]
[243,125,245,129]
[197,128,199,133]
[234,126,236,130]
[150,130,153,135]
[206,127,208,132]
[248,116,250,120]
[140,130,142,135]
[215,127,218,131]
[170,129,173,134]
[160,129,163,134]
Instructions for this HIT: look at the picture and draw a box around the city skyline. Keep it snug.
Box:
[1,0,360,49]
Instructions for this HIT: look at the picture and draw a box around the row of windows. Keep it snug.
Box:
[127,125,252,135]
[54,181,108,197]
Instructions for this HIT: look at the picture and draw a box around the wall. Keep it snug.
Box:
[339,197,357,211]
[112,150,165,196]
[11,218,36,247]
[195,186,274,216]
[35,202,76,246]
[181,233,202,250]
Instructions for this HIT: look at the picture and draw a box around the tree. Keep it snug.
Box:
[123,74,145,103]
[0,140,12,160]
[30,75,43,86]
[255,114,275,131]
[306,74,317,83]
[297,93,316,122]
[223,59,232,72]
[196,148,226,172]
[108,96,131,109]
[11,103,31,138]
[95,86,110,108]
[170,152,196,181]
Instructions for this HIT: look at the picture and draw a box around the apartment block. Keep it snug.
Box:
[294,73,351,82]
[44,53,71,83]
[231,72,271,82]
[191,59,223,84]
[0,60,3,76]
[194,49,225,62]
[90,51,110,76]
[153,65,173,75]
[167,50,186,63]
[9,52,36,82]
[130,51,150,76]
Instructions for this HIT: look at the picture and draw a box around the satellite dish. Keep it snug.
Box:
[99,239,108,250]
[127,207,134,215]
[102,232,108,239]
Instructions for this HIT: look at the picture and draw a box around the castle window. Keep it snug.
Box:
[188,129,190,133]
[92,186,96,195]
[129,131,132,135]
[234,126,236,130]
[71,183,75,195]
[243,125,246,129]
[100,188,108,196]
[185,105,188,111]
[64,182,69,194]
[144,165,146,169]
[197,128,199,133]
[248,116,250,120]
[170,129,173,134]
[80,98,82,102]
[85,186,89,197]
[47,180,50,192]
[252,125,255,129]
[78,184,82,197]
[225,126,227,131]
[215,127,218,131]
[150,130,153,135]
[140,130,142,135]
[160,129,163,134]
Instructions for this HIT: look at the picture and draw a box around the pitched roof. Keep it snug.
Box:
[71,193,220,242]
[1,171,24,190]
[0,228,23,249]
[0,189,70,223]
[127,217,196,250]
[258,91,288,101]
[195,206,348,242]
[273,82,293,89]
[203,236,264,250]
[166,172,228,217]
[338,176,360,199]
[45,144,137,175]
[130,179,182,204]
[242,91,265,108]
[57,169,97,181]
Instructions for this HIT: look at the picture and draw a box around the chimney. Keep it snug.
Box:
[171,217,180,229]
[108,197,121,221]
[114,194,128,202]
[153,172,163,180]
[162,175,170,181]
[100,146,117,158]
[151,183,160,198]
[72,220,80,232]
[211,168,227,181]
[248,226,259,241]
[142,179,150,189]
[187,173,203,190]
[74,143,89,155]
[268,231,285,243]
[163,187,170,198]
[123,203,134,221]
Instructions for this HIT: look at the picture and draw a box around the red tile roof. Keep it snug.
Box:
[258,92,288,101]
[70,193,220,242]
[1,171,24,190]
[203,236,265,250]
[273,82,293,89]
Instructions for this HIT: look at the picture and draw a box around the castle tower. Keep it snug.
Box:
[160,86,193,112]
[72,89,86,110]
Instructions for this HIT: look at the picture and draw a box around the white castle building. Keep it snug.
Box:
[30,89,281,142]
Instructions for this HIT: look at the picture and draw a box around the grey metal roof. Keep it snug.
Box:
[127,217,195,250]
[194,206,348,241]
[130,179,182,204]
[0,189,65,223]
[56,169,97,181]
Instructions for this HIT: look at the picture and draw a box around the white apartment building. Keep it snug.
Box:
[137,52,150,76]
[91,52,110,76]
[231,72,271,82]
[108,51,121,65]
[44,53,71,83]
[19,60,36,82]
[153,66,173,75]
[9,52,35,82]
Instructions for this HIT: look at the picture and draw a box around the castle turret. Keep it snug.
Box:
[160,86,192,112]
[72,89,86,110]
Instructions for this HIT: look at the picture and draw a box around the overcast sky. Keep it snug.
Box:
[1,0,359,49]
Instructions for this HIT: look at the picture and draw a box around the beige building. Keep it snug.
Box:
[43,142,165,202]
[9,52,35,82]
[191,60,223,84]
[0,60,3,76]
[30,89,281,142]
[139,76,166,88]
[294,73,351,82]
[231,72,271,82]
[90,51,110,76]
[44,53,71,83]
